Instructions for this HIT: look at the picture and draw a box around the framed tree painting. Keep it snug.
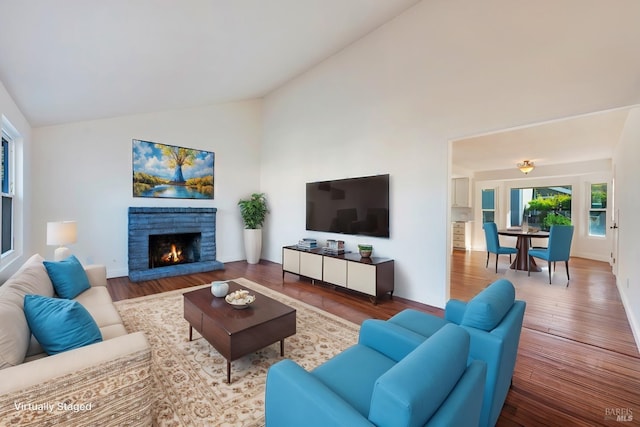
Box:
[132,139,214,199]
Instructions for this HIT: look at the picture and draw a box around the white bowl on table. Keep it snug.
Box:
[225,290,256,309]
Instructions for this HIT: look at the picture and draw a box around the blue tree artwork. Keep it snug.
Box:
[132,139,214,199]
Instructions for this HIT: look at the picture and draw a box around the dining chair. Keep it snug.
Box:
[483,222,517,273]
[528,225,574,285]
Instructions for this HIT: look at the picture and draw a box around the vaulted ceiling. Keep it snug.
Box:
[0,0,421,126]
[0,0,638,172]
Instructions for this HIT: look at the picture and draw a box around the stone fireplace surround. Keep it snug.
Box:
[128,207,224,282]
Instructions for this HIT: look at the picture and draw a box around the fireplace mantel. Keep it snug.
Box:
[128,207,224,281]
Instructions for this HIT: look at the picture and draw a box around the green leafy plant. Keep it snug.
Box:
[238,193,268,229]
[543,212,572,228]
[527,194,571,212]
[526,194,572,230]
[591,184,607,208]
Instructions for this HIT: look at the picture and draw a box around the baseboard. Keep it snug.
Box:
[107,267,129,279]
[571,251,610,263]
[616,277,640,353]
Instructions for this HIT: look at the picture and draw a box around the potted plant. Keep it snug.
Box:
[238,193,268,264]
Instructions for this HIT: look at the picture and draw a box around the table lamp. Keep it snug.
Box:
[46,221,78,261]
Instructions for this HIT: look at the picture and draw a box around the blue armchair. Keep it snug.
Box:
[483,222,517,273]
[528,225,574,284]
[386,279,526,427]
[265,323,486,427]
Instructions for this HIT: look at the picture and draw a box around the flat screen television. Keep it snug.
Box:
[306,174,389,238]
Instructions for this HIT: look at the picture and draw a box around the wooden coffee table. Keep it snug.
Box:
[183,281,296,383]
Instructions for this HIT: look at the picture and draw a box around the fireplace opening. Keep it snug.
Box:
[149,232,201,269]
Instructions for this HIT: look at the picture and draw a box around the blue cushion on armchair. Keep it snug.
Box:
[369,324,470,426]
[387,308,448,339]
[312,345,396,416]
[461,279,515,331]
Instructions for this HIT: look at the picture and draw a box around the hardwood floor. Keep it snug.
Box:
[450,251,639,426]
[107,251,640,426]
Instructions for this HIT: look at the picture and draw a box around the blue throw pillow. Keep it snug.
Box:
[461,279,515,331]
[44,255,91,299]
[24,295,102,355]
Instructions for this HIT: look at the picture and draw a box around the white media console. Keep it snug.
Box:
[282,245,394,304]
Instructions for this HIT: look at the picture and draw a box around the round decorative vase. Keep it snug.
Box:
[358,244,373,258]
[243,229,262,264]
[211,281,229,297]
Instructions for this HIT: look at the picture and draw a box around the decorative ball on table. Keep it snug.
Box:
[358,244,373,258]
[211,281,229,297]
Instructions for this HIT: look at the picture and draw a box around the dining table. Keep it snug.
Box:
[497,228,550,271]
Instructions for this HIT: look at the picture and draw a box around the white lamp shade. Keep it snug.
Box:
[46,221,78,246]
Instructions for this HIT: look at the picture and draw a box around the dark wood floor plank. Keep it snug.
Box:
[107,250,640,426]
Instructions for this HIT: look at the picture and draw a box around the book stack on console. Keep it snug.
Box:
[323,239,345,255]
[297,238,318,250]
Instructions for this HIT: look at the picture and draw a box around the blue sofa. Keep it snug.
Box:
[265,323,486,427]
[387,279,525,427]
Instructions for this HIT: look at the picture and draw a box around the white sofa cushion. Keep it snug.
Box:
[24,323,128,362]
[1,254,55,302]
[25,334,44,358]
[100,323,128,341]
[0,301,28,368]
[0,254,54,369]
[74,287,123,328]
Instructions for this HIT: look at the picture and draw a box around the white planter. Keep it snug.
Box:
[243,229,262,264]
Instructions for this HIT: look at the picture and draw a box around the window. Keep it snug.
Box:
[481,189,495,223]
[589,183,607,237]
[511,186,572,230]
[1,132,14,256]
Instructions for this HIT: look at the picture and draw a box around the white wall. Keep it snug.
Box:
[0,81,33,281]
[612,106,640,348]
[31,101,262,277]
[261,100,450,305]
[259,13,452,306]
[259,0,637,307]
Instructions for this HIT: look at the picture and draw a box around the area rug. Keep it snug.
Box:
[114,278,360,427]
